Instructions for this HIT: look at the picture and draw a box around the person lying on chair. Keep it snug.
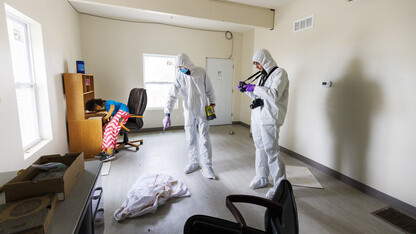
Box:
[85,98,130,162]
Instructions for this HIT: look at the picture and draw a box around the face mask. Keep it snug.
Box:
[179,67,189,74]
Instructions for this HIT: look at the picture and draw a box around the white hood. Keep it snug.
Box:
[252,49,277,74]
[175,53,195,71]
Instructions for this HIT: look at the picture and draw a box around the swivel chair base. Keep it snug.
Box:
[116,132,143,152]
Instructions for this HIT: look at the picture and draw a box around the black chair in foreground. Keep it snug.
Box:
[116,88,147,153]
[184,179,298,234]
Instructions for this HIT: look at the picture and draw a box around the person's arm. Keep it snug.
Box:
[245,89,257,99]
[252,69,287,103]
[204,73,216,105]
[164,77,181,115]
[103,105,115,121]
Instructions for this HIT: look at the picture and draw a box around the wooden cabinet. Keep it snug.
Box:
[64,73,102,159]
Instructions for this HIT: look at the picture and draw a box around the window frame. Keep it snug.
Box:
[6,12,41,151]
[143,53,178,110]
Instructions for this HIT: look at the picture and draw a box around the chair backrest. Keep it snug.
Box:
[264,179,299,234]
[127,88,147,129]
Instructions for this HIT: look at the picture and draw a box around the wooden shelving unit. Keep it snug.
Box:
[64,73,102,158]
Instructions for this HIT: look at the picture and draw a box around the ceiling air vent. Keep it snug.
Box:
[294,15,314,32]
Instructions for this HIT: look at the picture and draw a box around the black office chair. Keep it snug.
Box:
[184,179,299,234]
[116,88,147,152]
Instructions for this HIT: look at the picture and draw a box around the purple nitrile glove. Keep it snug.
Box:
[162,116,171,130]
[243,84,256,92]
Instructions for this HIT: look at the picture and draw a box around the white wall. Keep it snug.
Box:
[253,0,416,207]
[0,0,82,172]
[79,14,243,128]
[238,29,255,125]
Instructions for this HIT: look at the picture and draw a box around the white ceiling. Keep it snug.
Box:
[229,0,291,9]
[68,0,291,33]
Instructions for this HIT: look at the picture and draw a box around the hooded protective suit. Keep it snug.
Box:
[247,49,289,198]
[164,53,216,176]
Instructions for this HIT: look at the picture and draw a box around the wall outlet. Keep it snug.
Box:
[321,81,332,87]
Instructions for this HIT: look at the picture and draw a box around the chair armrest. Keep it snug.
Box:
[225,194,283,231]
[120,123,130,132]
[118,115,143,131]
[226,196,247,229]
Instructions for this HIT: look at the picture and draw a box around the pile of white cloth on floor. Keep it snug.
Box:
[114,174,191,221]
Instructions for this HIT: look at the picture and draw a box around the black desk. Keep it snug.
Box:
[0,160,103,234]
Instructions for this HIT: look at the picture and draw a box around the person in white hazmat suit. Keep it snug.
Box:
[163,53,217,179]
[238,49,289,199]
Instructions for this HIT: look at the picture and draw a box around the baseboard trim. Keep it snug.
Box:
[140,125,184,132]
[280,147,416,218]
[232,121,250,128]
[142,122,250,132]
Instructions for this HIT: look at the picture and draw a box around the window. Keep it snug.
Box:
[5,4,52,156]
[143,54,178,109]
[6,13,40,150]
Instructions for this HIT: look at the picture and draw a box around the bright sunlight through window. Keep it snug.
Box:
[143,54,178,109]
[5,4,52,157]
[6,13,40,150]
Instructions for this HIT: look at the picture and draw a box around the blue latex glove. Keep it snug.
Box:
[243,84,255,92]
[163,115,171,130]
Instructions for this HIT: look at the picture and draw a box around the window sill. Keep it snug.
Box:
[146,107,179,111]
[146,107,164,111]
[24,139,52,160]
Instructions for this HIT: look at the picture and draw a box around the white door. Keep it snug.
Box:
[206,58,234,125]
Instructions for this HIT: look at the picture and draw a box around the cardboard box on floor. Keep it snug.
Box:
[3,152,84,203]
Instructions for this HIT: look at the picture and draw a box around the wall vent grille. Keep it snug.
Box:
[294,15,314,32]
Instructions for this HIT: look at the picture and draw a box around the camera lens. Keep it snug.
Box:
[249,98,263,109]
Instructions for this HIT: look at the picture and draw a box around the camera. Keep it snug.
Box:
[250,98,263,109]
[238,71,261,93]
[238,81,247,92]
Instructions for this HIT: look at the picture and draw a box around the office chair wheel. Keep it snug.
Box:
[140,141,143,145]
[136,147,140,151]
[115,149,119,153]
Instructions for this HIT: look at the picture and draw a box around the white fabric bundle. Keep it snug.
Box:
[114,174,191,221]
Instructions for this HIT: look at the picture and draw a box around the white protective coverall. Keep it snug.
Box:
[247,49,289,198]
[164,53,216,177]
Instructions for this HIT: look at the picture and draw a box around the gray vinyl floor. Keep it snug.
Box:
[100,124,404,234]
